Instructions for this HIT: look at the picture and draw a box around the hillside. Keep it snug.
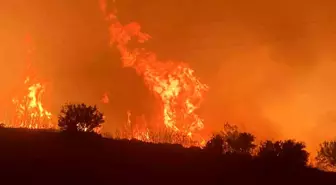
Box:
[0,128,335,185]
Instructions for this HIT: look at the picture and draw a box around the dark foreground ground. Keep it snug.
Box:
[0,128,335,185]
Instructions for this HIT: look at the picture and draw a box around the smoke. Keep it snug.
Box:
[112,0,336,152]
[2,0,336,152]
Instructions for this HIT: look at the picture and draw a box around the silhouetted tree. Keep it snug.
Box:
[205,134,225,155]
[225,131,256,154]
[205,123,256,155]
[257,140,309,168]
[316,141,336,170]
[58,103,104,133]
[257,140,280,158]
[222,123,256,154]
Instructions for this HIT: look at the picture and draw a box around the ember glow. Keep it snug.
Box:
[100,0,208,145]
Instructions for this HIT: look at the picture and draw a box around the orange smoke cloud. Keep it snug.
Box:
[2,0,336,153]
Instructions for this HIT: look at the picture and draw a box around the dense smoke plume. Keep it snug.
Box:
[1,0,336,152]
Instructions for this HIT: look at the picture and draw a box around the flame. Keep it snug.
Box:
[100,0,208,145]
[10,76,53,129]
[114,111,204,147]
[5,36,54,129]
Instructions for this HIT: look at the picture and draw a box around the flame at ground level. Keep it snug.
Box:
[100,0,209,144]
[5,76,54,129]
[111,110,207,147]
[3,35,55,129]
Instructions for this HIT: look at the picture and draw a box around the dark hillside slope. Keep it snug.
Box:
[0,128,335,185]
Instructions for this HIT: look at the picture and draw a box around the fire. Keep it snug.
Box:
[114,111,204,147]
[100,0,208,145]
[10,76,53,129]
[5,35,54,129]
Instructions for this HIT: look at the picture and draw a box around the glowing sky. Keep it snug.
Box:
[2,0,336,152]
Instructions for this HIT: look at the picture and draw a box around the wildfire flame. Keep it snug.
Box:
[114,110,204,147]
[11,76,53,129]
[100,0,208,144]
[5,35,54,129]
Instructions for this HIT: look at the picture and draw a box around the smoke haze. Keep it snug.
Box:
[1,0,336,152]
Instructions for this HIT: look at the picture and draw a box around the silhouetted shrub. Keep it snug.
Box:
[316,141,336,171]
[58,103,104,133]
[205,123,256,155]
[205,134,225,155]
[257,139,309,169]
[226,132,256,154]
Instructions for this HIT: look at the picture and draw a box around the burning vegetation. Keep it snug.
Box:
[99,0,208,146]
[4,36,54,129]
[3,0,209,147]
[3,0,336,173]
[10,76,53,129]
[2,0,209,147]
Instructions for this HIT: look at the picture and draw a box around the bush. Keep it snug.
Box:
[257,139,309,168]
[205,123,256,155]
[58,103,104,133]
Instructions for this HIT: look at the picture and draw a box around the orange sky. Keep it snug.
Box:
[1,0,336,153]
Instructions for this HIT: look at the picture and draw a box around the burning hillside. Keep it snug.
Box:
[100,0,209,145]
[4,0,336,154]
[1,2,210,146]
[10,76,53,129]
[4,36,54,129]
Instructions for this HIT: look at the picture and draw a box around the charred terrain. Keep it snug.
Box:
[0,128,335,185]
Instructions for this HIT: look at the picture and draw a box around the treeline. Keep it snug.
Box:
[56,103,336,172]
[205,123,336,172]
[4,103,336,172]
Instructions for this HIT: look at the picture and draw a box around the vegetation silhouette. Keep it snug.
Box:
[256,139,309,171]
[205,123,256,155]
[316,141,336,170]
[58,103,104,132]
[1,106,336,184]
[205,134,224,155]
